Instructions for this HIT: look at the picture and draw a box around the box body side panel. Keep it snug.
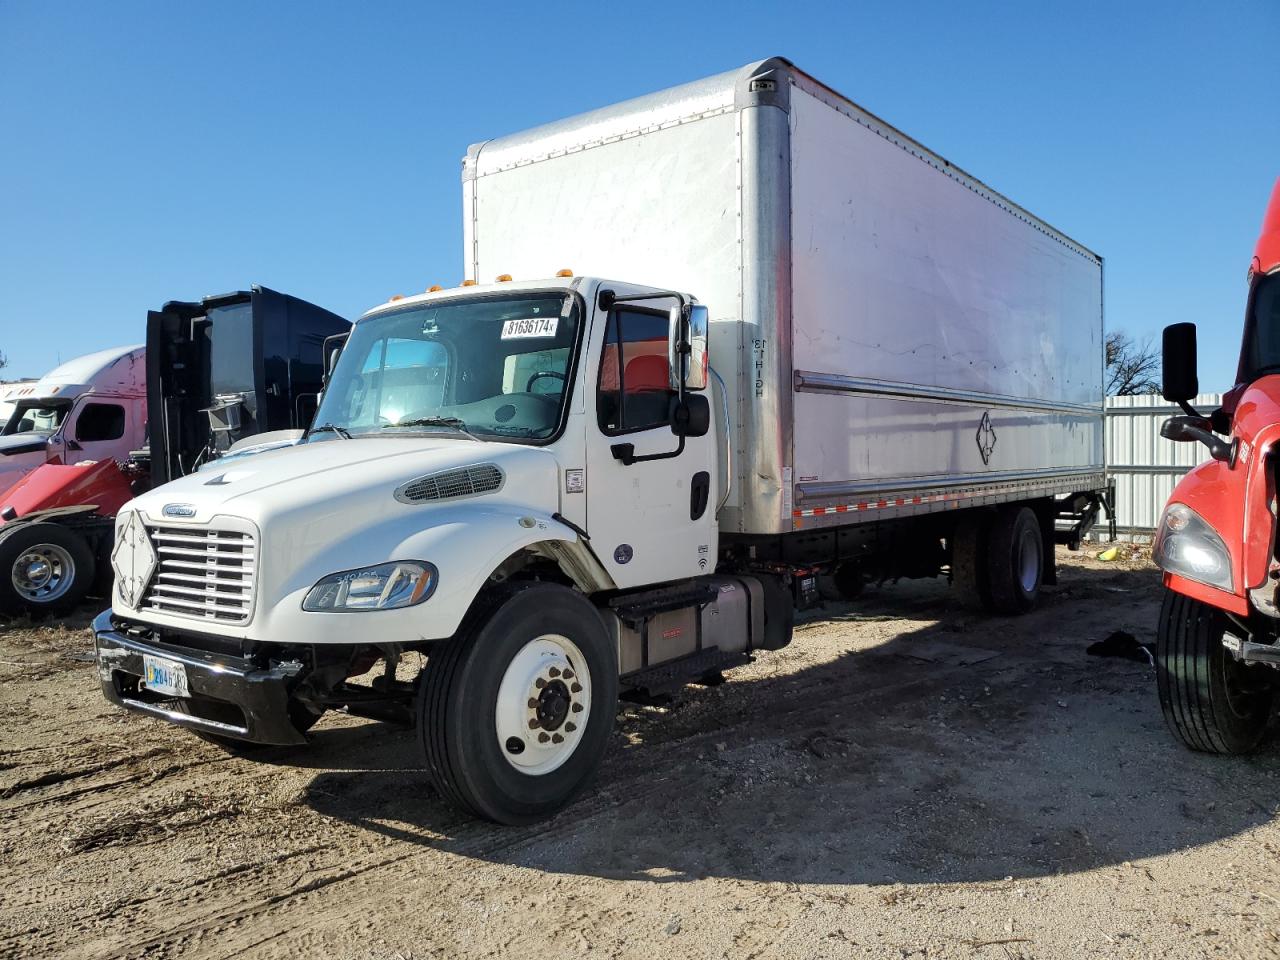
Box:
[787,85,1104,517]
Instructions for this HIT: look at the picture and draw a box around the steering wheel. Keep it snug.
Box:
[526,371,566,393]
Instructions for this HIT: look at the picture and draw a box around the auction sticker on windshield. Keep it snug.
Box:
[501,317,559,339]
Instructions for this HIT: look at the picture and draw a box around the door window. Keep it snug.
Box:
[597,308,674,434]
[75,403,127,442]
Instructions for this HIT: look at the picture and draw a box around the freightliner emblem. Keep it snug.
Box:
[163,503,197,518]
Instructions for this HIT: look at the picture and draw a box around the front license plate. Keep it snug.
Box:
[142,654,190,698]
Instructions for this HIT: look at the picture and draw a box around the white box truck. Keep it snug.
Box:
[94,58,1106,824]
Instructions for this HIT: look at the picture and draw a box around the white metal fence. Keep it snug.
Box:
[1102,393,1223,541]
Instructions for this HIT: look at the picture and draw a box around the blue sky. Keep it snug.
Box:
[1,1,1276,391]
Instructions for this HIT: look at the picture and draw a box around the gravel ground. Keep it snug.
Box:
[2,548,1279,959]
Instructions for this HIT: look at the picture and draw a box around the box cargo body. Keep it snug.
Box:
[463,57,1105,537]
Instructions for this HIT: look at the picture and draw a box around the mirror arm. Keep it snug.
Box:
[1161,416,1239,466]
[1177,399,1202,418]
[611,435,686,466]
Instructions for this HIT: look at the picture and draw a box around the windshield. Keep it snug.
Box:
[1240,273,1280,381]
[312,293,580,442]
[2,399,71,436]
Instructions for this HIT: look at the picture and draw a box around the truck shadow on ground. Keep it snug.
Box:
[299,561,1280,886]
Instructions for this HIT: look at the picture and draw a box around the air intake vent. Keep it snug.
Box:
[396,463,504,504]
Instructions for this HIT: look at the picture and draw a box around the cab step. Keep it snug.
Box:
[620,646,753,696]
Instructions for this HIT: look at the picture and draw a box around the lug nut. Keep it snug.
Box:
[528,718,540,729]
[549,667,561,678]
[527,698,538,709]
[565,722,577,732]
[571,703,584,713]
[535,678,546,688]
[538,732,550,743]
[570,682,582,693]
[552,733,564,744]
[562,669,574,680]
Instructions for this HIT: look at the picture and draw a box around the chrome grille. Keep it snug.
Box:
[396,464,504,503]
[140,524,256,623]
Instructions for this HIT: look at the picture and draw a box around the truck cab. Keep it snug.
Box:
[1154,176,1280,753]
[95,276,744,823]
[0,346,146,498]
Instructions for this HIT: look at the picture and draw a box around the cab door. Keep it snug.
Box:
[63,399,133,463]
[585,303,716,589]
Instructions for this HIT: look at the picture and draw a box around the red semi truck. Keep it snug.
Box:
[1155,176,1280,753]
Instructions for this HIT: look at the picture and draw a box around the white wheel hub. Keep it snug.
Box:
[495,634,591,775]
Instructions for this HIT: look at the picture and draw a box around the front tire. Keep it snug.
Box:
[418,582,619,824]
[0,523,95,617]
[1156,589,1274,754]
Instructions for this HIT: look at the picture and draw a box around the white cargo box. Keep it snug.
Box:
[464,57,1105,536]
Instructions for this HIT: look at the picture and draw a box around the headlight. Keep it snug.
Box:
[1152,503,1233,592]
[302,561,438,612]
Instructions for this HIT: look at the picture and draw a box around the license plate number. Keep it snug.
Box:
[143,654,189,698]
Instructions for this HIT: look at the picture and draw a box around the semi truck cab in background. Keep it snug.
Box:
[1154,176,1280,754]
[93,59,1111,824]
[0,286,346,617]
[0,346,147,497]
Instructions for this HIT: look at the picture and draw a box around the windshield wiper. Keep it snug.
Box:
[309,422,351,440]
[385,417,480,441]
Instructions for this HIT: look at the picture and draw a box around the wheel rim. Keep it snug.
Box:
[1218,636,1270,720]
[11,543,76,604]
[495,634,592,775]
[1016,529,1041,593]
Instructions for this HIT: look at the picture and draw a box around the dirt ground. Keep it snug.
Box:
[2,548,1279,960]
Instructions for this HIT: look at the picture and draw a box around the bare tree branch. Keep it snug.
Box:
[1106,331,1161,396]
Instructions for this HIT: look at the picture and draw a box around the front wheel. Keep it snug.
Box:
[418,582,619,824]
[1156,589,1274,754]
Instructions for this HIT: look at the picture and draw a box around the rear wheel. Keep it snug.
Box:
[985,506,1044,614]
[1156,589,1274,754]
[950,514,991,610]
[0,523,95,617]
[418,582,618,824]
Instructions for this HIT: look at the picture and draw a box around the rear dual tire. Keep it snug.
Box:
[951,506,1044,614]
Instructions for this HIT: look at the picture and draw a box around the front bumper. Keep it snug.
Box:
[93,609,308,745]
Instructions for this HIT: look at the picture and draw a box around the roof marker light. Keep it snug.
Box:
[556,268,574,277]
[496,274,513,282]
[461,279,478,287]
[389,294,406,302]
[427,285,443,292]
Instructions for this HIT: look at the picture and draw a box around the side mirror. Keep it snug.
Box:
[667,303,710,391]
[686,305,709,391]
[322,332,349,389]
[1162,323,1199,403]
[670,394,710,438]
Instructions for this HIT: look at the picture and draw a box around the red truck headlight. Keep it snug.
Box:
[1153,503,1233,592]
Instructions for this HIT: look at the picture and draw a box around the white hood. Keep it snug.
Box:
[127,436,562,529]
